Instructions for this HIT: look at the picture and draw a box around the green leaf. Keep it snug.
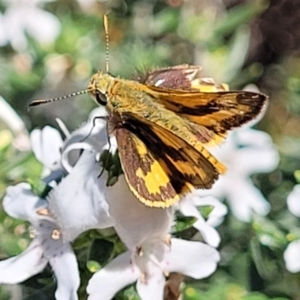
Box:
[252,215,287,248]
[88,238,114,267]
[172,212,197,233]
[116,285,140,300]
[198,205,214,220]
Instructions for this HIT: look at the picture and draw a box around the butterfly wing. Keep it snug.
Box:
[142,64,228,93]
[115,112,225,208]
[145,86,267,134]
[142,65,201,89]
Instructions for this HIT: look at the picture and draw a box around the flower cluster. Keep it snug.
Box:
[0,107,226,299]
[0,42,281,298]
[0,64,283,299]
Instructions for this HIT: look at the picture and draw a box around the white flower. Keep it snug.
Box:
[88,232,219,300]
[48,150,114,242]
[284,185,300,273]
[30,107,113,241]
[55,108,220,300]
[0,0,61,51]
[0,183,80,300]
[30,107,108,184]
[30,125,65,183]
[198,128,279,222]
[0,106,118,299]
[29,110,220,300]
[87,175,220,300]
[179,191,228,247]
[44,107,214,300]
[88,238,220,300]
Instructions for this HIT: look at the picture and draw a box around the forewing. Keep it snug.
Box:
[115,112,224,208]
[146,86,268,134]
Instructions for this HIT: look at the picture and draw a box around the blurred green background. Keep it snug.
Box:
[1,0,300,299]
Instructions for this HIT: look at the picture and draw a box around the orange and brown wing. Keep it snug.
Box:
[142,65,201,89]
[145,86,267,134]
[141,64,228,93]
[115,112,224,208]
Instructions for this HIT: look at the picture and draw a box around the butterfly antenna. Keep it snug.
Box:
[104,14,110,74]
[29,90,90,108]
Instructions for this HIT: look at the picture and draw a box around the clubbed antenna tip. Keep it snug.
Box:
[104,14,110,73]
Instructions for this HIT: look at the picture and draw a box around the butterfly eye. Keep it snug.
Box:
[95,92,107,106]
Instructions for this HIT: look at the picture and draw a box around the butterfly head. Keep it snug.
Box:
[88,71,113,106]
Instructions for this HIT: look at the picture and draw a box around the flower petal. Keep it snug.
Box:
[234,147,279,175]
[30,126,63,170]
[34,218,80,298]
[226,178,270,222]
[103,175,173,248]
[48,151,113,241]
[164,238,220,279]
[287,185,300,217]
[3,183,47,221]
[193,221,221,248]
[87,251,138,300]
[0,239,47,284]
[49,247,80,300]
[284,240,300,273]
[178,196,220,247]
[136,265,165,300]
[232,129,279,174]
[235,128,273,148]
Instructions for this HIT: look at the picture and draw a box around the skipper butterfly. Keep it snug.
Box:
[30,16,267,208]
